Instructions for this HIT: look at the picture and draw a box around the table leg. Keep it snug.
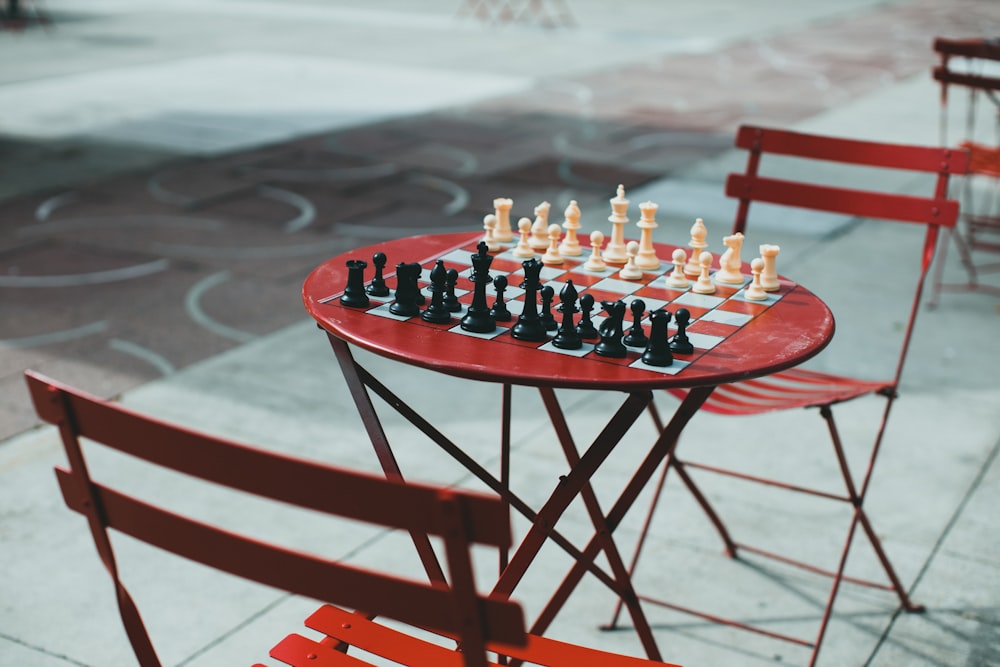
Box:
[488,389,652,599]
[537,387,662,662]
[326,333,447,585]
[338,347,630,595]
[527,385,716,654]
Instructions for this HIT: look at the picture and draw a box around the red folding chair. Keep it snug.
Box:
[25,370,682,667]
[929,36,1000,306]
[606,126,969,666]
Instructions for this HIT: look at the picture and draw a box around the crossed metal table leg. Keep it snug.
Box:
[327,333,715,661]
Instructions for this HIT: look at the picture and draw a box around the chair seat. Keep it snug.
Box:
[271,604,680,667]
[667,368,894,416]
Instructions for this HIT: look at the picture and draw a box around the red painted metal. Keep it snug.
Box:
[304,229,834,662]
[929,37,1000,306]
[612,125,967,666]
[303,233,834,391]
[25,369,686,667]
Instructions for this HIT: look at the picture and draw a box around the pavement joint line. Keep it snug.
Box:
[862,432,1000,666]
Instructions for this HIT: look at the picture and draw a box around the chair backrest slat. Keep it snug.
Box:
[53,467,524,643]
[25,369,528,666]
[726,174,960,227]
[25,372,510,547]
[727,125,969,387]
[733,124,968,174]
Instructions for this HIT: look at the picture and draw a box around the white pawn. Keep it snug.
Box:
[513,217,535,258]
[684,218,708,276]
[619,241,643,280]
[584,230,607,272]
[483,214,501,252]
[692,251,716,294]
[760,244,781,291]
[715,232,745,285]
[559,200,583,256]
[665,247,689,288]
[744,257,768,300]
[542,223,564,265]
[530,201,551,250]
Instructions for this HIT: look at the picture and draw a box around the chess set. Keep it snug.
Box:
[323,185,794,377]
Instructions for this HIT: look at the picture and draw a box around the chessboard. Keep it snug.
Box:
[312,232,802,388]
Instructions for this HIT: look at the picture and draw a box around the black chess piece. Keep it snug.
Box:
[340,259,370,308]
[490,275,512,322]
[540,284,557,331]
[641,309,673,367]
[511,258,547,342]
[622,298,649,347]
[421,260,453,323]
[670,307,695,354]
[461,244,496,333]
[594,300,627,358]
[443,268,461,312]
[389,262,422,317]
[366,251,390,297]
[575,292,599,339]
[552,280,583,350]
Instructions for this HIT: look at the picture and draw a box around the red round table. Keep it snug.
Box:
[303,231,834,661]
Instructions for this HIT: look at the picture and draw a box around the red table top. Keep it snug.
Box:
[303,232,835,390]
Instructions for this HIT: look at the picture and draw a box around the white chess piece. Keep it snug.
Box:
[513,217,535,258]
[493,197,514,242]
[691,250,716,294]
[744,257,768,300]
[634,201,661,270]
[530,201,551,250]
[604,184,629,264]
[483,214,501,252]
[665,247,689,288]
[759,244,781,291]
[619,241,643,280]
[715,232,745,285]
[684,218,708,276]
[584,230,607,272]
[542,223,564,265]
[559,200,583,256]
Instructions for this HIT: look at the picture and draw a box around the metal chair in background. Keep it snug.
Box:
[606,125,969,667]
[929,36,1000,306]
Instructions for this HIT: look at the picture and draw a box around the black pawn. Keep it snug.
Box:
[340,259,370,308]
[366,251,390,297]
[421,260,452,324]
[642,309,673,367]
[594,300,628,358]
[443,268,461,312]
[389,262,422,317]
[670,307,695,355]
[552,280,583,350]
[622,299,648,347]
[540,285,557,331]
[575,293,599,340]
[491,275,512,322]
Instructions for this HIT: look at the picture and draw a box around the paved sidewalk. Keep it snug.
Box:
[1,2,999,666]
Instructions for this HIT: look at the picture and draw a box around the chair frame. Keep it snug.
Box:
[25,370,681,667]
[604,125,969,667]
[929,36,1000,306]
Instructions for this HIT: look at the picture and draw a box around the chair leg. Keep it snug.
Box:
[820,405,921,610]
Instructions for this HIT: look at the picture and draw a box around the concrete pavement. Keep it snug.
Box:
[1,2,999,665]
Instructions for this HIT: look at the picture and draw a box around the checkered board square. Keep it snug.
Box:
[327,240,791,376]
